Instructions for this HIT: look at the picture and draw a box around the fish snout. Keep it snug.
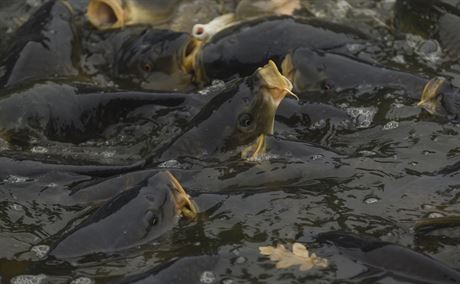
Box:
[87,0,125,29]
[257,60,297,106]
[418,77,448,116]
[164,171,198,220]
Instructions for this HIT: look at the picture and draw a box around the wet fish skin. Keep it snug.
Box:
[87,0,179,30]
[112,28,196,92]
[0,0,80,88]
[197,15,367,83]
[284,47,429,100]
[435,81,460,119]
[0,156,145,180]
[419,78,460,119]
[159,62,291,162]
[0,82,202,145]
[318,231,460,283]
[49,172,180,259]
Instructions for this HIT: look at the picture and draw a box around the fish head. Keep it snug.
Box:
[113,29,198,91]
[185,61,293,159]
[418,77,453,117]
[87,0,178,30]
[282,48,333,94]
[141,172,197,231]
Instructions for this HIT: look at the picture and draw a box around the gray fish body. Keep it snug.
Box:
[288,48,428,100]
[0,82,198,145]
[0,0,80,88]
[111,28,196,92]
[49,172,179,259]
[199,16,368,82]
[319,232,460,283]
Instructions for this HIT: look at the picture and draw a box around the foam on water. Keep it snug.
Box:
[158,160,182,168]
[345,107,377,129]
[10,274,46,284]
[4,175,32,184]
[406,34,443,65]
[31,245,50,259]
[200,271,216,283]
[383,121,399,130]
[70,277,93,284]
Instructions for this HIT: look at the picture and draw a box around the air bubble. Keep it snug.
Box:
[10,274,46,284]
[364,197,379,204]
[31,146,48,154]
[346,107,377,129]
[383,121,399,130]
[70,277,93,284]
[428,212,444,218]
[235,256,247,264]
[4,175,31,184]
[31,245,50,259]
[200,271,216,284]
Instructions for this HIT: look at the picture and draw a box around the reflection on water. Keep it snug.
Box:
[0,0,459,283]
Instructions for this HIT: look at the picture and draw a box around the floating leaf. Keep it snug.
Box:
[259,243,328,271]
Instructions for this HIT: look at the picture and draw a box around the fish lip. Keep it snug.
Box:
[257,60,294,106]
[164,171,198,220]
[87,0,125,29]
[255,60,296,136]
[281,54,295,86]
[241,134,267,160]
[180,38,204,82]
[418,77,447,115]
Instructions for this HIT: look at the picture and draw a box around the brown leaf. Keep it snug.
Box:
[259,242,329,271]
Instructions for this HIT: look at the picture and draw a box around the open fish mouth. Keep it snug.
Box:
[258,60,297,108]
[418,77,447,115]
[87,0,125,29]
[257,60,297,134]
[281,54,295,86]
[165,171,198,219]
[181,38,203,79]
[241,134,267,160]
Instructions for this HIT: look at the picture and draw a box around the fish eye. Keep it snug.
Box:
[321,79,335,91]
[142,63,152,72]
[144,210,158,227]
[238,113,254,131]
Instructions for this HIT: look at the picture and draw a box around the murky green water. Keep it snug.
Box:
[0,0,459,283]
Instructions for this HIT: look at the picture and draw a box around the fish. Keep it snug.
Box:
[192,0,301,41]
[0,156,145,181]
[193,16,368,83]
[418,76,460,120]
[49,171,197,259]
[158,60,294,162]
[318,231,460,283]
[86,0,179,30]
[0,82,203,147]
[281,47,429,100]
[86,0,229,34]
[0,0,80,88]
[110,28,201,92]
